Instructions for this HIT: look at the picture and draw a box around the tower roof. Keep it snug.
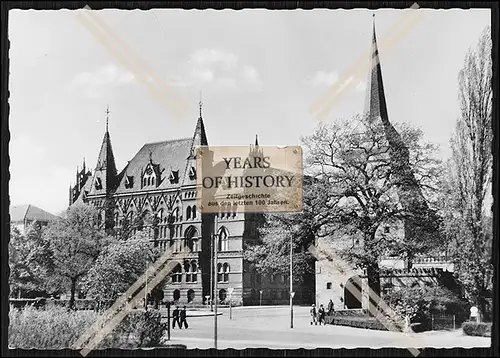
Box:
[364,15,390,125]
[95,131,118,175]
[87,112,119,195]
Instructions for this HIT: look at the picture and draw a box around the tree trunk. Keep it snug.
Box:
[366,262,381,316]
[478,295,487,322]
[69,277,77,310]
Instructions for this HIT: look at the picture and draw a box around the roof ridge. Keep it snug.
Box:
[144,137,192,146]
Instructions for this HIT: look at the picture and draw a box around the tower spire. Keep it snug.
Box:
[105,105,110,132]
[199,90,203,119]
[255,134,259,146]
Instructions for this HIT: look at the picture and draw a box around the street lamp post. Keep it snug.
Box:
[290,236,294,329]
[144,261,148,311]
[213,215,219,350]
[259,290,263,306]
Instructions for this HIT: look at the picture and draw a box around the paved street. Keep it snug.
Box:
[164,306,490,350]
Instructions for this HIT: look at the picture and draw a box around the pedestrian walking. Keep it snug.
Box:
[317,304,326,325]
[310,304,317,325]
[172,306,181,329]
[180,306,189,329]
[327,299,334,316]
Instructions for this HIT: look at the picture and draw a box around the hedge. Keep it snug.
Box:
[462,321,492,337]
[327,316,390,331]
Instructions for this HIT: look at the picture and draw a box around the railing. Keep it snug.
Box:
[431,313,457,331]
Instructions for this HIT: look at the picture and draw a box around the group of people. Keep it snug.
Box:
[310,299,335,325]
[172,305,189,329]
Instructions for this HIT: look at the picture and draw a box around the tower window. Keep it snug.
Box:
[95,177,102,190]
[188,167,196,180]
[169,170,179,184]
[326,282,332,290]
[125,176,134,189]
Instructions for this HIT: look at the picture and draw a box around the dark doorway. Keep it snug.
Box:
[187,289,195,303]
[344,275,362,309]
[219,289,227,303]
[173,289,180,302]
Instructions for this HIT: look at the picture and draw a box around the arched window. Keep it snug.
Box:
[184,260,192,282]
[143,178,147,187]
[147,177,151,186]
[191,261,198,282]
[186,206,191,220]
[223,263,230,282]
[218,227,229,252]
[184,226,199,253]
[172,264,182,283]
[192,205,197,219]
[217,263,223,283]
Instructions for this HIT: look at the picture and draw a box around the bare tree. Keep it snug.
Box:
[447,26,493,321]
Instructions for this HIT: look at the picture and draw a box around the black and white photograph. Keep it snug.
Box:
[5,3,494,354]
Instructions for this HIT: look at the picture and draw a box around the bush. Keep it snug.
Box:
[9,305,167,349]
[8,305,98,349]
[462,321,492,337]
[101,309,167,348]
[383,285,468,331]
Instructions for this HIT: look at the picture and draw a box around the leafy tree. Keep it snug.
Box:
[301,114,441,312]
[42,203,108,309]
[9,222,66,298]
[81,229,162,304]
[244,177,335,291]
[10,223,45,297]
[441,26,493,321]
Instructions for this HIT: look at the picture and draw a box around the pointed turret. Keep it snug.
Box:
[90,119,119,196]
[365,14,390,126]
[190,99,209,158]
[255,134,259,147]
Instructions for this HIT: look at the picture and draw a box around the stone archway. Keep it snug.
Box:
[344,275,362,309]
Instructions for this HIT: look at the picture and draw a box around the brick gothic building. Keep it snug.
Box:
[69,108,315,306]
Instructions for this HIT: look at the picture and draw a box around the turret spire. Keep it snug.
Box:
[105,105,110,132]
[255,134,259,146]
[199,90,203,119]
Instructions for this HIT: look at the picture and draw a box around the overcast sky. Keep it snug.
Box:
[8,8,490,215]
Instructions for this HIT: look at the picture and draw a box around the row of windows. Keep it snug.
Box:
[158,226,231,252]
[170,262,232,284]
[119,168,188,191]
[114,205,197,226]
[171,261,199,283]
[171,238,201,253]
